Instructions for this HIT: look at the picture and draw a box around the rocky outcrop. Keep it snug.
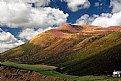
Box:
[0,65,73,81]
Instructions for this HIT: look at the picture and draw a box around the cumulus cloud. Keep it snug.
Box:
[76,14,99,25]
[76,10,121,27]
[82,0,121,27]
[62,0,90,12]
[0,28,24,53]
[75,0,121,27]
[19,27,53,40]
[91,12,121,27]
[0,0,68,28]
[25,7,69,28]
[19,28,43,40]
[110,0,121,13]
[3,0,51,7]
[23,0,51,7]
[76,13,121,27]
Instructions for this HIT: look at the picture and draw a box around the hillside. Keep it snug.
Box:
[2,62,121,81]
[1,23,121,76]
[0,62,73,81]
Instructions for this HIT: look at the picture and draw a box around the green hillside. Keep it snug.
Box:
[61,32,121,75]
[42,32,121,75]
[1,24,121,76]
[1,62,121,81]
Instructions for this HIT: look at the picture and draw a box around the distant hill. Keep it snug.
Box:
[1,23,121,76]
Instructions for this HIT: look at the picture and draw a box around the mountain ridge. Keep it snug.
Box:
[1,23,121,75]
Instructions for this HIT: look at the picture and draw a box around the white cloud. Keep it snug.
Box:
[19,28,43,40]
[91,12,121,27]
[110,0,121,13]
[19,27,53,40]
[3,0,51,7]
[63,0,90,12]
[24,0,51,7]
[76,11,121,27]
[0,48,7,53]
[0,28,24,53]
[76,14,99,25]
[0,0,68,28]
[76,0,121,27]
[76,13,121,27]
[24,7,69,28]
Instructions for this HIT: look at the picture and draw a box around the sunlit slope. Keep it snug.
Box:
[0,24,84,63]
[1,24,121,76]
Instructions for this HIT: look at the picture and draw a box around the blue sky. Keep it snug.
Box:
[0,0,121,53]
[49,0,112,23]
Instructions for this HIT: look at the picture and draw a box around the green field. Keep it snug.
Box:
[1,61,121,81]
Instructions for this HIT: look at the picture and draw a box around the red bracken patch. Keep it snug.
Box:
[103,26,121,31]
[48,29,65,38]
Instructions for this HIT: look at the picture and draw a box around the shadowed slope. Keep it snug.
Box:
[1,24,121,76]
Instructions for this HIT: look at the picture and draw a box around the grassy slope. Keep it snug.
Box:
[58,30,75,33]
[1,31,121,76]
[1,61,121,81]
[0,31,84,64]
[42,32,121,75]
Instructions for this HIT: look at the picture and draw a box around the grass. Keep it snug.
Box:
[0,61,78,80]
[1,32,121,80]
[72,25,83,29]
[60,32,121,75]
[1,61,121,81]
[58,30,75,33]
[95,28,103,30]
